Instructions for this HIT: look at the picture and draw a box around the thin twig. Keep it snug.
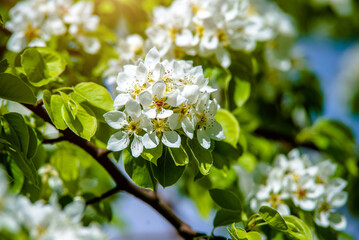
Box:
[86,186,121,205]
[42,136,66,144]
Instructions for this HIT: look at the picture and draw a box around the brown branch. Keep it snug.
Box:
[22,101,226,240]
[86,186,121,205]
[42,136,66,144]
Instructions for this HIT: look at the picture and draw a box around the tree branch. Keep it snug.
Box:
[22,101,226,240]
[42,136,66,144]
[86,186,121,205]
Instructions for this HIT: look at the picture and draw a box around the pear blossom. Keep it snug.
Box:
[6,0,101,54]
[145,0,274,67]
[104,47,224,157]
[250,149,348,231]
[0,168,107,239]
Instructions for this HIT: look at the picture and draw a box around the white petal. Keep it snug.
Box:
[166,90,186,107]
[103,111,127,129]
[144,47,160,69]
[152,81,166,98]
[64,197,85,224]
[182,85,199,104]
[181,117,194,139]
[107,132,130,152]
[329,212,347,231]
[78,36,100,54]
[143,108,157,119]
[114,93,131,109]
[216,47,231,68]
[197,128,211,149]
[162,131,181,148]
[315,210,330,227]
[125,99,141,118]
[143,132,160,149]
[136,62,148,84]
[139,91,152,106]
[208,121,225,141]
[299,198,316,211]
[131,135,143,158]
[152,63,164,81]
[168,113,180,130]
[330,192,348,208]
[157,109,173,119]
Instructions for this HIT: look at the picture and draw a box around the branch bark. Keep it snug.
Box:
[23,101,226,240]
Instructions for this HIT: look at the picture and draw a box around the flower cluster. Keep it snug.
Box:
[6,0,100,53]
[145,0,273,67]
[0,169,107,240]
[250,150,348,231]
[103,34,145,87]
[104,47,225,157]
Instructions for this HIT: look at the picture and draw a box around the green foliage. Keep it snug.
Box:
[123,150,157,190]
[186,138,213,175]
[21,47,66,87]
[209,188,241,211]
[282,215,312,240]
[228,223,262,240]
[151,148,185,188]
[258,206,288,231]
[0,113,39,186]
[0,73,36,104]
[215,109,240,148]
[213,209,242,228]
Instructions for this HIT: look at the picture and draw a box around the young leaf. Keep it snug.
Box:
[215,109,240,148]
[141,143,163,165]
[234,78,251,107]
[21,48,48,86]
[282,215,312,240]
[186,138,213,175]
[213,209,241,228]
[209,188,241,211]
[36,47,66,77]
[258,206,288,231]
[0,73,36,104]
[123,150,157,190]
[74,82,114,111]
[168,146,189,166]
[50,94,68,130]
[151,148,185,188]
[4,113,30,155]
[227,223,247,240]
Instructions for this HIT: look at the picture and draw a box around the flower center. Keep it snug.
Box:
[131,84,146,98]
[25,23,39,41]
[297,188,307,199]
[150,96,168,112]
[153,119,167,133]
[126,120,141,134]
[174,104,192,120]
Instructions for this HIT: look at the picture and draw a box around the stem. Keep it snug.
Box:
[22,101,227,240]
[86,186,121,205]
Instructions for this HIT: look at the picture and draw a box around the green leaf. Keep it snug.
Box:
[26,125,38,159]
[168,146,189,166]
[0,59,9,73]
[282,215,312,240]
[234,78,251,107]
[247,232,262,240]
[258,206,288,231]
[141,143,163,165]
[215,109,240,147]
[213,209,241,228]
[227,223,247,240]
[50,94,68,130]
[227,223,262,240]
[60,92,97,140]
[151,148,185,188]
[74,82,114,111]
[209,188,241,211]
[0,73,36,104]
[123,150,157,190]
[36,47,66,77]
[8,161,25,194]
[9,150,39,186]
[4,113,29,155]
[21,48,48,86]
[186,138,213,175]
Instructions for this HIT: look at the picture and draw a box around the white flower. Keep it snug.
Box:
[63,1,100,54]
[104,47,224,157]
[194,94,225,149]
[314,178,348,230]
[104,100,152,157]
[145,0,275,67]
